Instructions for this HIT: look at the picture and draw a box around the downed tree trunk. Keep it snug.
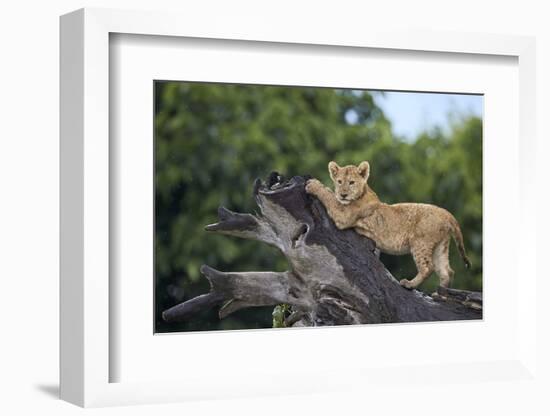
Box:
[163,173,482,326]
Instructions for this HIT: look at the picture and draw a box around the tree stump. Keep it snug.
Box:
[162,173,482,327]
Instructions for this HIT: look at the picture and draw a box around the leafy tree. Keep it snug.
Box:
[155,82,482,332]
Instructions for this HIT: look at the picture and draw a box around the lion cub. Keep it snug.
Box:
[305,161,470,289]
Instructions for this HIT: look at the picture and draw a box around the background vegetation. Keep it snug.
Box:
[154,81,482,333]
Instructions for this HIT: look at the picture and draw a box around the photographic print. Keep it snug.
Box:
[154,82,483,333]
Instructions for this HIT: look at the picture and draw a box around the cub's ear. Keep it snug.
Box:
[357,161,370,179]
[328,161,340,179]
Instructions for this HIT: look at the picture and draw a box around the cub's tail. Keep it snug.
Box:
[450,217,471,268]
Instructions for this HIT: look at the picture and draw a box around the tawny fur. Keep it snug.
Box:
[305,161,471,289]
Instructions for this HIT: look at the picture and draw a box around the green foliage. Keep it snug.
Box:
[155,82,482,333]
[272,304,291,328]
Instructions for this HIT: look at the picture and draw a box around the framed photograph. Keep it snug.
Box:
[60,7,538,407]
[154,81,483,335]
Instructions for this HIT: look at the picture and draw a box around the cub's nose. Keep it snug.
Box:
[340,193,348,199]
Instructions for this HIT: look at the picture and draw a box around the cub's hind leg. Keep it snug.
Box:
[433,238,454,289]
[399,243,435,289]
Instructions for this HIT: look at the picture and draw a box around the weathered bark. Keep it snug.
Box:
[163,173,482,326]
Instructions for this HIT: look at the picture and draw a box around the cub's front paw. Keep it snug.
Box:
[399,279,414,289]
[305,179,323,195]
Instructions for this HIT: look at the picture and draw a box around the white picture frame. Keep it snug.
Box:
[60,7,538,408]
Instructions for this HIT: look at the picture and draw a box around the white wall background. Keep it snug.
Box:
[0,0,548,414]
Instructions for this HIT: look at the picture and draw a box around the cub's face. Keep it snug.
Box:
[328,161,370,205]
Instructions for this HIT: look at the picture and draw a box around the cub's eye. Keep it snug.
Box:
[349,181,355,185]
[338,180,342,184]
